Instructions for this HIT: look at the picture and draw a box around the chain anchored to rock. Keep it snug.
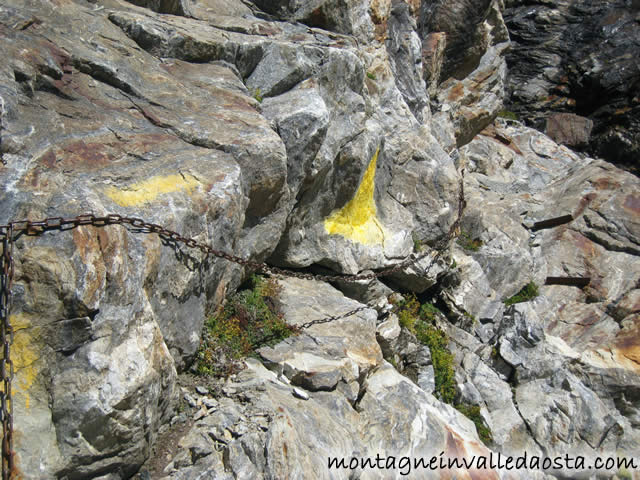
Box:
[0,173,465,479]
[0,226,14,480]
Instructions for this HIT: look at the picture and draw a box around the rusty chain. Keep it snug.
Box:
[0,171,465,478]
[300,171,465,328]
[0,226,14,480]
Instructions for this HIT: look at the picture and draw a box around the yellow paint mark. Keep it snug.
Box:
[10,314,38,410]
[105,174,199,207]
[324,148,386,245]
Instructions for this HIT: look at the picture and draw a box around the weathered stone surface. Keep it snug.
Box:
[421,32,447,97]
[385,0,429,122]
[250,0,375,41]
[420,0,509,81]
[545,112,593,148]
[260,79,329,198]
[126,0,253,18]
[434,42,509,148]
[504,0,640,171]
[0,0,291,475]
[442,119,640,464]
[258,277,382,396]
[3,0,640,478]
[418,0,510,147]
[160,342,518,480]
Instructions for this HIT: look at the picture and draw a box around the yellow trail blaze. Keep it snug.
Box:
[11,314,38,410]
[105,174,199,207]
[324,147,385,246]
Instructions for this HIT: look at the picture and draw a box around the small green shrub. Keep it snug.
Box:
[415,323,456,404]
[412,232,424,252]
[490,346,499,359]
[253,88,263,103]
[497,110,518,121]
[196,275,297,377]
[504,281,539,306]
[366,71,377,80]
[420,302,442,321]
[397,296,456,404]
[456,230,482,252]
[455,403,493,444]
[397,295,420,331]
[396,298,492,440]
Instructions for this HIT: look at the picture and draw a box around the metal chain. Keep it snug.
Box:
[300,170,466,328]
[0,226,14,480]
[0,171,465,478]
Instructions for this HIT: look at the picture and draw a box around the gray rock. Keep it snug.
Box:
[416,364,436,394]
[246,43,319,98]
[332,273,394,305]
[435,42,509,147]
[261,79,329,198]
[250,0,375,41]
[442,120,640,465]
[422,32,447,97]
[385,0,429,122]
[258,277,382,390]
[3,0,640,478]
[420,0,509,81]
[184,393,198,408]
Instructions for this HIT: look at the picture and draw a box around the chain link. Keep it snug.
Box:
[0,226,14,480]
[0,171,465,478]
[301,170,465,328]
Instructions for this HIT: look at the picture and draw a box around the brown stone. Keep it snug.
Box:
[422,32,447,96]
[545,113,594,148]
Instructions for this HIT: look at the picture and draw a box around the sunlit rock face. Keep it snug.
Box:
[1,0,639,478]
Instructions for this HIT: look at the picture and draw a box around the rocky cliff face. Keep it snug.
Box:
[0,0,638,479]
[503,0,640,172]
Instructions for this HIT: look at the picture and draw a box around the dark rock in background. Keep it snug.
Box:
[504,0,640,172]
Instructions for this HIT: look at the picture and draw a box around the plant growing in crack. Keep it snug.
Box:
[196,275,298,378]
[456,230,482,252]
[396,296,493,444]
[504,281,539,306]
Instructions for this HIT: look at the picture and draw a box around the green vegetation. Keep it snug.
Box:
[396,296,493,444]
[497,110,518,121]
[196,275,297,377]
[454,403,493,444]
[366,71,377,80]
[504,281,539,306]
[617,468,632,480]
[456,230,482,252]
[412,232,424,252]
[253,88,263,103]
[463,310,477,325]
[397,296,455,404]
